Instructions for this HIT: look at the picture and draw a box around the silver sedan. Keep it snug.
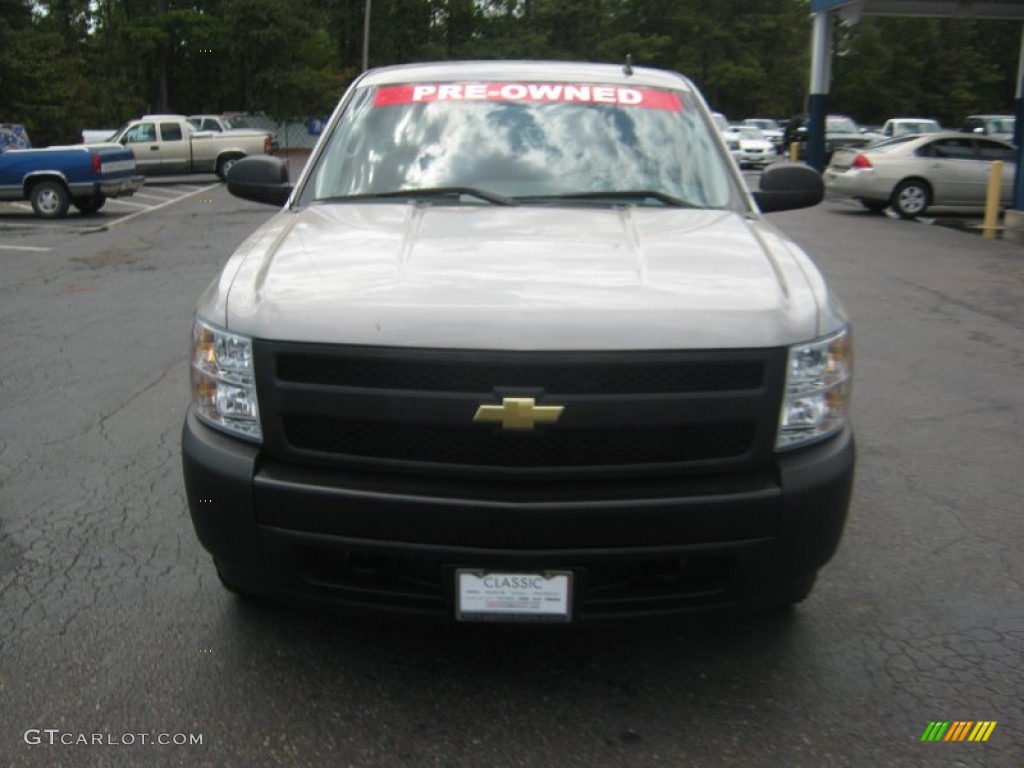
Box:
[824,133,1016,218]
[733,127,777,169]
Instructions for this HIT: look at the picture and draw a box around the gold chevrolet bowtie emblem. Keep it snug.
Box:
[473,397,564,431]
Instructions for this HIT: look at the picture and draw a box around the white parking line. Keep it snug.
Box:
[132,191,183,201]
[0,244,51,252]
[104,199,152,208]
[81,182,220,233]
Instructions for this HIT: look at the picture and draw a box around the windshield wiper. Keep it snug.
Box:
[513,190,699,208]
[322,187,516,206]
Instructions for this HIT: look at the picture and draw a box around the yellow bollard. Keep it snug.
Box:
[790,142,799,163]
[982,160,1003,239]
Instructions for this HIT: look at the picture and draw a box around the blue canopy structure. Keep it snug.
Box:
[806,0,1024,209]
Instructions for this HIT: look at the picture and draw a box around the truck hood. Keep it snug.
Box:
[215,203,830,350]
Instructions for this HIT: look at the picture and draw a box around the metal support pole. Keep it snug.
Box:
[1013,23,1024,210]
[362,0,372,72]
[807,10,833,173]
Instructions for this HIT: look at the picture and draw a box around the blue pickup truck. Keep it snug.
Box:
[0,140,144,218]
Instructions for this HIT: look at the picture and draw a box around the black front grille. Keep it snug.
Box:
[276,353,763,394]
[255,342,785,476]
[283,415,756,467]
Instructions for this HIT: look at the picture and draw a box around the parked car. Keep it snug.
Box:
[188,114,255,132]
[188,113,278,151]
[183,60,853,623]
[109,115,272,179]
[0,123,31,152]
[0,142,143,217]
[878,118,942,141]
[824,132,1016,218]
[733,126,778,168]
[789,114,874,161]
[961,114,1016,143]
[710,112,742,161]
[742,118,784,149]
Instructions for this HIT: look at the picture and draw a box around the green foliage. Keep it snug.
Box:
[0,0,34,122]
[1,0,1020,144]
[831,16,1019,126]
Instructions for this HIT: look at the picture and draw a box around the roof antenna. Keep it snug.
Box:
[623,54,633,76]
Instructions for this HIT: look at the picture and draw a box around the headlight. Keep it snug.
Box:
[776,328,852,450]
[191,318,262,441]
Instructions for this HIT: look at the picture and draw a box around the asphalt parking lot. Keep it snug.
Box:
[0,176,221,238]
[0,179,1021,767]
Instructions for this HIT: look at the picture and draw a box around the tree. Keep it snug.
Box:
[2,0,1019,146]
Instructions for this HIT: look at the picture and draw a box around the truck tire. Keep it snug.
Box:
[214,558,256,598]
[891,179,931,219]
[216,155,242,181]
[73,194,107,215]
[766,574,818,612]
[30,180,71,219]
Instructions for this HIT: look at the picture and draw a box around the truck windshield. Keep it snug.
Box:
[826,117,860,134]
[305,82,738,209]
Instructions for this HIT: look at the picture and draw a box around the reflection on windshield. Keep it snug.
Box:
[309,85,736,209]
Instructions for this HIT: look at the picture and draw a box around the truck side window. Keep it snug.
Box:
[126,123,156,143]
[161,123,184,142]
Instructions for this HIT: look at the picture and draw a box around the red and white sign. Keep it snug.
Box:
[374,83,682,112]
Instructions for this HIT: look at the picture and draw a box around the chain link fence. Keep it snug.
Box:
[238,115,327,152]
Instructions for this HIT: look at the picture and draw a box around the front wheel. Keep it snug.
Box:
[30,181,71,218]
[766,574,818,612]
[891,180,931,219]
[216,155,242,181]
[73,194,106,214]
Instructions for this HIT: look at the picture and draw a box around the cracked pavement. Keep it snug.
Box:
[0,190,1021,767]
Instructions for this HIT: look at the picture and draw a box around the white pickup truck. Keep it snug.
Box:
[109,114,272,179]
[184,61,854,623]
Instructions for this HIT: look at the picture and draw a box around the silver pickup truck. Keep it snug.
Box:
[109,115,271,180]
[183,60,854,624]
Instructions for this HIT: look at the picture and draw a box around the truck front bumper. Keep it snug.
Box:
[182,411,855,622]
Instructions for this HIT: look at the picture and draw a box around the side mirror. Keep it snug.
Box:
[752,163,824,213]
[226,155,293,207]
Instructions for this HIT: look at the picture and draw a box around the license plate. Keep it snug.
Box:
[456,570,572,623]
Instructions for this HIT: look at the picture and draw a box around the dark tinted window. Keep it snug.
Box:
[872,136,918,152]
[976,140,1015,162]
[926,138,974,160]
[160,123,184,141]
